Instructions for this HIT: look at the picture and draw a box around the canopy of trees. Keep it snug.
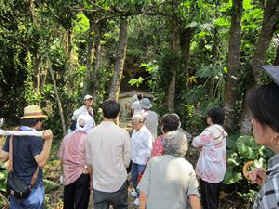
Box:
[0,0,278,136]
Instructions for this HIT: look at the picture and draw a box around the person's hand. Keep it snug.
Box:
[42,130,53,141]
[90,180,93,190]
[248,168,267,186]
[14,126,20,131]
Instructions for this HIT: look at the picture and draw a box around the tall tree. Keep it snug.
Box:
[224,0,243,131]
[240,0,279,134]
[166,19,179,112]
[273,41,279,65]
[252,0,279,81]
[109,17,128,100]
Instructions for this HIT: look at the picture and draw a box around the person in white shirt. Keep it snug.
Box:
[131,93,144,116]
[131,114,153,206]
[139,98,159,139]
[71,95,96,131]
[77,94,94,117]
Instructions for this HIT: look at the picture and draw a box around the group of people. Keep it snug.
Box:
[0,66,279,209]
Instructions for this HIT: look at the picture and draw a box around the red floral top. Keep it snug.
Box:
[151,135,164,157]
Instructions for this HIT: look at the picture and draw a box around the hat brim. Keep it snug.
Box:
[261,66,279,86]
[21,115,47,119]
[140,104,152,109]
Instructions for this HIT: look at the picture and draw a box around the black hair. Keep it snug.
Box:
[102,99,120,119]
[137,94,143,101]
[247,82,279,133]
[160,114,180,133]
[69,119,77,131]
[20,118,44,127]
[207,107,225,125]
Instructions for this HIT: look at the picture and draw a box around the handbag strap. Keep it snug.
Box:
[8,135,13,172]
[8,135,40,186]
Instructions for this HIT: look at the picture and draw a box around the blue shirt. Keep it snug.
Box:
[3,134,43,187]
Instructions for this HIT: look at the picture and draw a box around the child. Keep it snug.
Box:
[192,107,227,209]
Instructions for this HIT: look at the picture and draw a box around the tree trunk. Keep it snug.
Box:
[252,0,279,81]
[40,65,48,93]
[49,68,67,136]
[224,0,243,131]
[240,0,279,134]
[180,27,195,89]
[274,42,279,65]
[166,21,179,112]
[92,32,101,102]
[109,17,128,101]
[82,17,97,95]
[67,29,73,66]
[34,53,41,94]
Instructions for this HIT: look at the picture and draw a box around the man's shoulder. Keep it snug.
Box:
[88,123,128,135]
[148,110,158,118]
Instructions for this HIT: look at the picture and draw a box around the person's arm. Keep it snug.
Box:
[145,132,153,160]
[0,136,8,163]
[139,191,147,209]
[88,164,93,190]
[123,131,132,168]
[189,194,200,209]
[34,130,53,168]
[192,129,212,148]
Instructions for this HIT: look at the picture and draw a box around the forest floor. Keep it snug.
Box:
[44,120,253,209]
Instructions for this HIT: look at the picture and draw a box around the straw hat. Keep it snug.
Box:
[21,105,47,119]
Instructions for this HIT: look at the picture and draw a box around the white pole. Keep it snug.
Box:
[0,129,43,137]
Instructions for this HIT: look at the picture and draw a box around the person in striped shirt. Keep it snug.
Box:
[247,82,279,209]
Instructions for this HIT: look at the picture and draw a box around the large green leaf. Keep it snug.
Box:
[227,151,241,167]
[224,169,242,184]
[43,179,60,194]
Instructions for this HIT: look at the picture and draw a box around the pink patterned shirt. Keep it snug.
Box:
[193,124,227,183]
[57,131,89,185]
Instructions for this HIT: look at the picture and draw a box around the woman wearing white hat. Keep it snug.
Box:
[57,114,94,209]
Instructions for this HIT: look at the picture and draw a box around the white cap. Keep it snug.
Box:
[84,94,93,100]
[132,114,144,121]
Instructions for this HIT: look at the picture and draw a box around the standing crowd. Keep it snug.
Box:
[1,66,279,209]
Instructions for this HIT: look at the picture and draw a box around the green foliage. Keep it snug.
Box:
[224,135,274,184]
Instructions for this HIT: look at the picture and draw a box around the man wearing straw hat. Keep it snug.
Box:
[0,105,53,209]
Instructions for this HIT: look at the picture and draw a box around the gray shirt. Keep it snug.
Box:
[138,155,200,209]
[143,110,158,139]
[253,154,279,209]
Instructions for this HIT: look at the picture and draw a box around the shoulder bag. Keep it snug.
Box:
[6,135,40,199]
